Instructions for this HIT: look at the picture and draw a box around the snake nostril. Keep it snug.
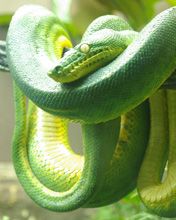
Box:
[48,65,62,82]
[55,65,62,72]
[51,65,63,75]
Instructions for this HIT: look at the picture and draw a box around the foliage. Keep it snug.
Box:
[0,14,11,72]
[90,191,173,220]
[0,14,12,26]
[52,0,161,37]
[95,0,159,29]
[166,0,176,6]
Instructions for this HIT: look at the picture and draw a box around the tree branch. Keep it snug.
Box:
[0,40,9,72]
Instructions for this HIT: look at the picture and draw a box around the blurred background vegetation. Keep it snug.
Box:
[1,0,176,219]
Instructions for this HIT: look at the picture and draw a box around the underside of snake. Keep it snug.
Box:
[2,4,176,218]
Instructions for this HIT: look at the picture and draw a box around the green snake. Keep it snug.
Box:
[2,4,176,218]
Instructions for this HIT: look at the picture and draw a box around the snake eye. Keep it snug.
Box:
[80,44,90,53]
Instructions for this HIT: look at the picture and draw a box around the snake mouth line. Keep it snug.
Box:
[68,48,116,74]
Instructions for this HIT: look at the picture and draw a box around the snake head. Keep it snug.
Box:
[48,29,137,83]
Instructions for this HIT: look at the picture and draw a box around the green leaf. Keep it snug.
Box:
[0,14,12,26]
[0,13,12,72]
[96,0,159,29]
[166,0,176,6]
[51,0,80,37]
[51,0,111,37]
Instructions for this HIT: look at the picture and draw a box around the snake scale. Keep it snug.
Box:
[1,4,176,218]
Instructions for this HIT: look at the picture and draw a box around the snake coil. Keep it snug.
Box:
[4,5,176,217]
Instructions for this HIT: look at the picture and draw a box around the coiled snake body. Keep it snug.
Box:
[3,4,176,218]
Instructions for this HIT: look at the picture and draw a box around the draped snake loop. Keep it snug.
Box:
[3,5,176,217]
